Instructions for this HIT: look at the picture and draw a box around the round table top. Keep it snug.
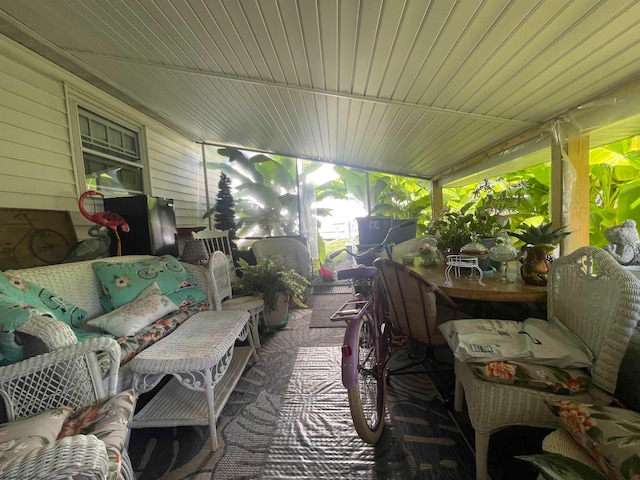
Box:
[409,258,547,303]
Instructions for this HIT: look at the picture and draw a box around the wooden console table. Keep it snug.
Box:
[410,258,547,303]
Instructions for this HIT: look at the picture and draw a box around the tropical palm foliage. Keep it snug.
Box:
[205,134,640,252]
[207,148,301,238]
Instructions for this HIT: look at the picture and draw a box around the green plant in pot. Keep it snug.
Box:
[509,223,571,286]
[235,258,309,328]
[426,205,475,255]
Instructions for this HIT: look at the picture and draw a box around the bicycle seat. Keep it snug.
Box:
[337,266,377,280]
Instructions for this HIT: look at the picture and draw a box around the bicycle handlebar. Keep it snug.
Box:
[329,219,417,264]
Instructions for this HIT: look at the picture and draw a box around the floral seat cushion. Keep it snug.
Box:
[0,407,72,466]
[546,400,640,480]
[58,390,136,480]
[470,361,590,394]
[115,301,209,365]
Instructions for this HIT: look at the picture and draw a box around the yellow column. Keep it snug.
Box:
[431,180,443,220]
[551,133,590,255]
[565,135,590,253]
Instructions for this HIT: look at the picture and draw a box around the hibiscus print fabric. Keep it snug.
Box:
[58,390,136,480]
[0,407,72,465]
[116,301,209,365]
[470,361,590,394]
[546,400,640,480]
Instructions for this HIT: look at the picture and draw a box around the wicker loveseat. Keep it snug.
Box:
[3,255,213,391]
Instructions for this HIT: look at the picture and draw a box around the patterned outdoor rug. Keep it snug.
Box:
[309,284,352,295]
[307,293,353,328]
[127,309,541,479]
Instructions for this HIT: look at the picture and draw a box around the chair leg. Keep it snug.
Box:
[475,430,491,480]
[454,377,464,412]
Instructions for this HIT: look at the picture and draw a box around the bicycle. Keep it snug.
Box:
[329,220,415,443]
[137,259,183,279]
[0,213,70,265]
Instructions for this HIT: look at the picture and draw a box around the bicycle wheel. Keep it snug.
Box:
[347,312,386,444]
[138,266,158,279]
[29,229,70,264]
[165,261,182,272]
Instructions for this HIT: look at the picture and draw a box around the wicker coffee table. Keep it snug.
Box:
[129,310,255,451]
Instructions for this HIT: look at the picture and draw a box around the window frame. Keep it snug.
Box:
[66,85,150,197]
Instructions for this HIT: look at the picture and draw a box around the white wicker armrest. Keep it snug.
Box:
[15,315,77,359]
[0,434,109,480]
[0,337,121,421]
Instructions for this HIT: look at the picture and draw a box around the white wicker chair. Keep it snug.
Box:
[251,237,311,281]
[453,246,640,480]
[192,229,233,259]
[0,337,135,480]
[208,250,263,350]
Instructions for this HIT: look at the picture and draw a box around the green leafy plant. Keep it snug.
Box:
[426,204,475,252]
[234,258,309,310]
[516,453,608,480]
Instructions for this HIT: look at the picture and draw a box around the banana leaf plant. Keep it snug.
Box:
[206,148,301,237]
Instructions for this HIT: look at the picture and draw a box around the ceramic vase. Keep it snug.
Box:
[520,245,554,286]
[264,292,290,329]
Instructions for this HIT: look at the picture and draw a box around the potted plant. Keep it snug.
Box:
[509,223,571,285]
[426,205,475,255]
[235,257,309,328]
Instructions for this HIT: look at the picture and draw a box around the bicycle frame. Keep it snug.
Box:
[328,220,416,443]
[332,266,384,389]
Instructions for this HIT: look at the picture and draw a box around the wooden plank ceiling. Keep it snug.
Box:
[1,0,640,182]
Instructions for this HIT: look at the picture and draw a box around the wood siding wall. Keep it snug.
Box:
[0,35,207,241]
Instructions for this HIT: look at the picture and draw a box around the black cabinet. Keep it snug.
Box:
[104,195,179,257]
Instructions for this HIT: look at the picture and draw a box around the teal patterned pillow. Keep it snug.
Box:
[0,273,88,329]
[92,255,206,310]
[0,274,89,366]
[0,300,51,365]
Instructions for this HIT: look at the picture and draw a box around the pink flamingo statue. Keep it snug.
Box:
[78,190,130,256]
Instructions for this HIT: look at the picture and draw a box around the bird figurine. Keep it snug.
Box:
[78,190,130,256]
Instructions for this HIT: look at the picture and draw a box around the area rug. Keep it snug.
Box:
[262,346,410,479]
[309,284,352,295]
[127,309,543,480]
[308,293,353,328]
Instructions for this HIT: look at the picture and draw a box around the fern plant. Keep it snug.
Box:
[234,258,309,310]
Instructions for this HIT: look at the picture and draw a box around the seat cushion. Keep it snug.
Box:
[0,406,72,466]
[546,399,640,479]
[58,390,136,479]
[469,361,590,394]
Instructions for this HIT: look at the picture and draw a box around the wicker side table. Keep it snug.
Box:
[129,310,254,451]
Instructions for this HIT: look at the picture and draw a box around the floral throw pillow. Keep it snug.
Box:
[470,361,590,394]
[87,283,179,337]
[0,406,72,466]
[546,400,640,479]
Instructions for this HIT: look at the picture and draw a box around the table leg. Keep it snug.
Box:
[204,367,218,451]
